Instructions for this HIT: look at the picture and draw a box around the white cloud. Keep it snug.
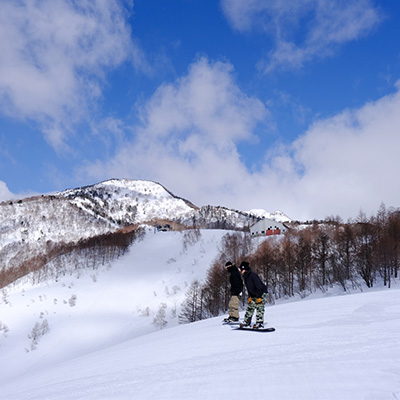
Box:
[281,83,400,219]
[80,57,268,202]
[0,0,137,151]
[80,56,400,221]
[245,81,400,221]
[138,57,267,145]
[0,181,16,203]
[221,0,383,72]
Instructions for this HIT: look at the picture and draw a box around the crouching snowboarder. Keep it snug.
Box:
[222,261,243,323]
[239,261,268,329]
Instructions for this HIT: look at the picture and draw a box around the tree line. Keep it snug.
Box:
[0,225,144,288]
[180,205,400,323]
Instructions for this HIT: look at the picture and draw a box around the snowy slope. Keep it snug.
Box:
[0,195,115,272]
[0,229,228,382]
[1,285,399,400]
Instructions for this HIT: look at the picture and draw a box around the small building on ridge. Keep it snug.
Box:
[250,218,288,237]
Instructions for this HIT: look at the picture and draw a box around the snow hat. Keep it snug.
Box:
[239,261,250,271]
[225,261,233,269]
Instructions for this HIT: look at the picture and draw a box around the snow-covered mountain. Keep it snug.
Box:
[246,208,292,222]
[60,178,263,230]
[0,178,273,288]
[0,178,283,258]
[0,194,115,284]
[60,179,199,226]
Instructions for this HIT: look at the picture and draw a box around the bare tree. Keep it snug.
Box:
[354,211,377,288]
[179,280,204,323]
[153,303,168,329]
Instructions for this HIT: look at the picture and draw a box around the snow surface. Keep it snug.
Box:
[1,229,400,400]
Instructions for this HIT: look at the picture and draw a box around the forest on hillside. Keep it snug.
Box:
[180,205,400,323]
[0,226,145,289]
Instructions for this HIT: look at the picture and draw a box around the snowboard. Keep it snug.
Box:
[222,321,241,325]
[234,325,275,332]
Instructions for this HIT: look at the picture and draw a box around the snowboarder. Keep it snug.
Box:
[222,261,243,323]
[239,261,268,329]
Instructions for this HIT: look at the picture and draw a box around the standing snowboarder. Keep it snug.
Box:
[222,261,243,323]
[239,261,268,329]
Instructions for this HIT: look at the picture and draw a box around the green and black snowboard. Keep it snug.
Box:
[234,324,275,332]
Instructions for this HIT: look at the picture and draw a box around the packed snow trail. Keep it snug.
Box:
[1,287,399,400]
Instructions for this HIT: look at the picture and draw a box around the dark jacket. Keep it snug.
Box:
[242,268,267,298]
[227,265,243,296]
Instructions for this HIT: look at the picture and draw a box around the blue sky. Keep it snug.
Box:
[1,0,400,221]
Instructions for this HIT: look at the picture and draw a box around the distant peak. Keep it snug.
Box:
[247,209,291,222]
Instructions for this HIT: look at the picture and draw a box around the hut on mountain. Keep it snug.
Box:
[250,218,288,237]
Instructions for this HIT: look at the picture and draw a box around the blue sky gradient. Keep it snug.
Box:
[1,0,400,221]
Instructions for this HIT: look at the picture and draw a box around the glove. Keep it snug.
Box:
[248,297,252,304]
[256,297,262,304]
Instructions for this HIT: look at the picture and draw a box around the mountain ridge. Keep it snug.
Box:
[0,178,290,289]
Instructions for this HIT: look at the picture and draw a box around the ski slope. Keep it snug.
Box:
[0,229,226,381]
[0,229,399,399]
[1,287,400,399]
